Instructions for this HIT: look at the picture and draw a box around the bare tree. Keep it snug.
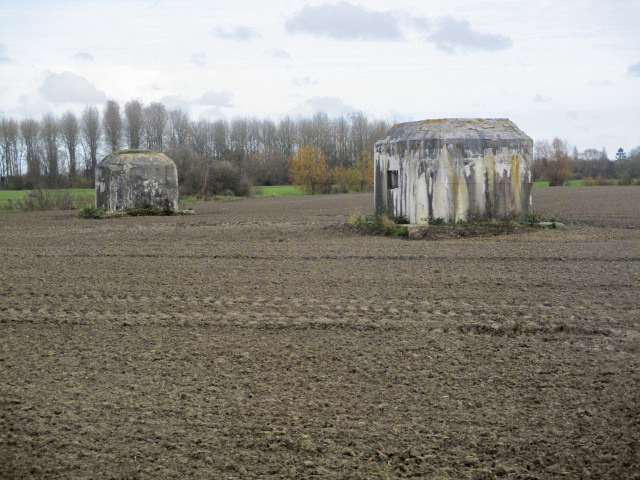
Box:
[332,116,350,167]
[229,117,249,162]
[143,102,168,151]
[349,111,368,164]
[191,119,212,157]
[598,148,613,178]
[313,112,334,162]
[124,100,144,149]
[580,148,601,177]
[276,116,297,161]
[258,118,277,153]
[20,118,41,188]
[4,100,399,192]
[81,106,101,182]
[60,111,79,182]
[211,119,228,159]
[103,99,122,151]
[167,108,191,150]
[0,116,20,184]
[40,113,60,187]
[535,138,573,186]
[247,117,261,156]
[368,119,390,148]
[617,146,640,179]
[297,117,314,152]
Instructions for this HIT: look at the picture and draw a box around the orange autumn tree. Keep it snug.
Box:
[289,144,331,194]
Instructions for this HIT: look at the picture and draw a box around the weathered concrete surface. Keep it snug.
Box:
[374,118,533,224]
[96,151,179,211]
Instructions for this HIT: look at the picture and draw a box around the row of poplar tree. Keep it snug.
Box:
[0,100,390,193]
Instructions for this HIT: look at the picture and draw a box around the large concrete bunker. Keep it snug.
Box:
[374,118,533,224]
[96,151,179,211]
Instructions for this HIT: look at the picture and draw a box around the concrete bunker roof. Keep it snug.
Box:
[99,150,175,167]
[376,118,531,144]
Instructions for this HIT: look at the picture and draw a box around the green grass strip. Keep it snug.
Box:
[254,185,305,197]
[0,189,94,206]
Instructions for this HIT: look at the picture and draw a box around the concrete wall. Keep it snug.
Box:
[374,119,532,224]
[96,152,178,211]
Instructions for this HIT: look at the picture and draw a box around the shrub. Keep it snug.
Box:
[78,204,178,218]
[348,212,368,228]
[619,174,633,186]
[463,209,493,224]
[203,161,254,198]
[124,205,174,216]
[428,217,445,226]
[332,165,361,193]
[332,151,375,193]
[582,177,596,186]
[348,212,408,237]
[78,207,105,219]
[524,211,542,226]
[389,213,409,224]
[4,176,24,190]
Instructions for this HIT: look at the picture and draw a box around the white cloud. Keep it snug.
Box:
[0,43,12,63]
[265,48,292,61]
[427,17,512,53]
[161,95,191,110]
[0,1,636,157]
[195,90,234,107]
[214,26,259,41]
[38,71,107,103]
[286,2,402,41]
[293,76,318,87]
[191,52,207,66]
[627,62,640,77]
[73,52,94,62]
[290,96,356,117]
[533,94,551,103]
[393,10,429,30]
[588,80,613,87]
[16,94,51,118]
[200,106,229,119]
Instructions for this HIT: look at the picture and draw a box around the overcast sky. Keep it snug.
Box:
[1,0,639,155]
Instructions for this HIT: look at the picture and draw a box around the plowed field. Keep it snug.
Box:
[1,186,639,479]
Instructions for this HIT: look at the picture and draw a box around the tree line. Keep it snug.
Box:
[533,138,640,186]
[2,101,638,194]
[0,100,390,196]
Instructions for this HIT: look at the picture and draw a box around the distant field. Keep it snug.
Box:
[0,189,94,207]
[179,185,305,205]
[533,180,583,187]
[533,179,627,187]
[254,185,304,197]
[0,190,32,204]
[0,187,303,208]
[4,181,633,209]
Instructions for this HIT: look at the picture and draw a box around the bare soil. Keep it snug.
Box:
[1,186,639,479]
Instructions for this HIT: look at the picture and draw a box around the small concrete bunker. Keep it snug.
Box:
[374,118,533,224]
[96,151,179,211]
